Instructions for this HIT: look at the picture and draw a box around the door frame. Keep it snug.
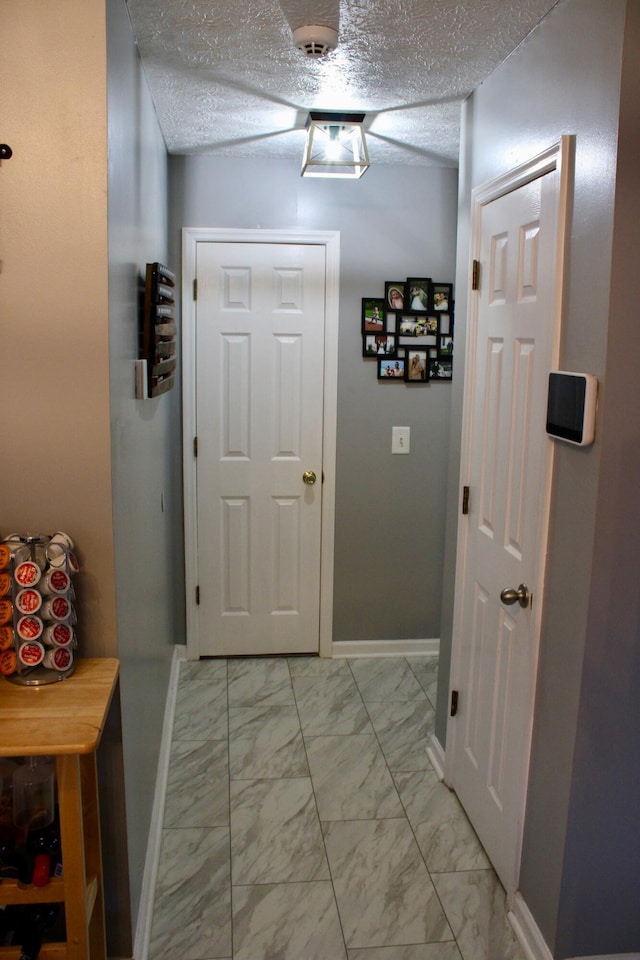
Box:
[445,137,572,896]
[182,227,341,661]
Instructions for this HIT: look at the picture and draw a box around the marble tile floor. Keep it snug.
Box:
[148,655,528,960]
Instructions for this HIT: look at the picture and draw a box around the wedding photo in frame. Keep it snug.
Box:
[385,282,406,312]
[405,348,430,382]
[439,334,453,357]
[406,278,431,312]
[432,283,453,312]
[362,298,386,333]
[398,315,438,337]
[363,333,397,358]
[378,356,406,379]
[429,357,453,381]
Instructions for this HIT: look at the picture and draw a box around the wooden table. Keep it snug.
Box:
[0,658,119,960]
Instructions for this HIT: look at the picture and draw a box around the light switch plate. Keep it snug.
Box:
[392,426,410,454]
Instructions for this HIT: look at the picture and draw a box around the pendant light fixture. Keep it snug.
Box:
[301,111,370,179]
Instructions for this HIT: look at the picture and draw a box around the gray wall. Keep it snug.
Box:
[170,157,458,642]
[438,0,640,955]
[107,0,184,943]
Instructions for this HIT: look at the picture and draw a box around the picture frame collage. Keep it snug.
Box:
[362,277,454,382]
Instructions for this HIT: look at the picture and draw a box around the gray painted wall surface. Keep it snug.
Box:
[554,3,640,954]
[170,158,459,642]
[107,0,184,941]
[437,0,638,955]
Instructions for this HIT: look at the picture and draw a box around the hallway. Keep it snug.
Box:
[148,656,527,959]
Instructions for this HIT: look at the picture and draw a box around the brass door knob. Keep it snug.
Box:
[302,470,317,485]
[500,583,531,609]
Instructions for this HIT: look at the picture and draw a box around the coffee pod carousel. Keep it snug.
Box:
[0,533,79,685]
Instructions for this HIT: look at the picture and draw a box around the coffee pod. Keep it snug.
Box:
[45,541,67,569]
[0,649,17,675]
[67,551,80,575]
[18,640,45,668]
[0,624,15,651]
[39,569,70,596]
[15,589,43,616]
[40,596,71,622]
[0,572,11,598]
[42,622,74,648]
[43,647,73,672]
[0,544,10,571]
[50,531,74,550]
[16,615,44,642]
[0,599,13,625]
[14,561,42,588]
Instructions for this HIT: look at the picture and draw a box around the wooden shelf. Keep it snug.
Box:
[0,659,119,960]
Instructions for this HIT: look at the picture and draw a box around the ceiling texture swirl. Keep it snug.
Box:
[125,0,559,166]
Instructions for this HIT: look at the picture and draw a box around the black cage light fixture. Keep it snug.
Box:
[301,111,370,179]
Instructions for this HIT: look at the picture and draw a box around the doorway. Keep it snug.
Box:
[182,228,340,659]
[446,139,571,896]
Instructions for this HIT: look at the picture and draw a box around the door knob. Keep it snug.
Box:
[500,583,531,609]
[302,470,317,485]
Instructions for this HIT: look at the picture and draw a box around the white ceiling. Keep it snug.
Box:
[125,0,559,167]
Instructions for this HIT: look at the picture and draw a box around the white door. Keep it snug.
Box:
[447,142,569,894]
[195,240,327,656]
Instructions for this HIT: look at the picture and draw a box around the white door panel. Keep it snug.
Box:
[195,241,326,656]
[449,142,569,894]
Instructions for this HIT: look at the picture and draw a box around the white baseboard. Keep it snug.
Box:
[133,644,187,960]
[509,892,553,960]
[427,733,446,780]
[332,638,439,658]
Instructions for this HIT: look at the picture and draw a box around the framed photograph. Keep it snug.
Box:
[385,282,406,312]
[378,357,406,380]
[406,278,431,312]
[405,348,430,382]
[398,315,438,337]
[438,313,452,336]
[363,333,397,358]
[429,357,453,381]
[439,335,453,357]
[432,283,453,312]
[362,298,385,333]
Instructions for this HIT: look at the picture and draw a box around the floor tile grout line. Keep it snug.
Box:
[287,655,351,959]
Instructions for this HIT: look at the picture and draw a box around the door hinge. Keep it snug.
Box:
[195,585,200,605]
[462,485,470,515]
[193,278,198,301]
[450,690,459,717]
[472,259,480,291]
[194,436,198,457]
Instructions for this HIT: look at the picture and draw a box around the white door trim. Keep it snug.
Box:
[445,136,572,895]
[182,227,340,660]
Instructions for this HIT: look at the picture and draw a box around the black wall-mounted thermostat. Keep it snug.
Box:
[546,371,598,446]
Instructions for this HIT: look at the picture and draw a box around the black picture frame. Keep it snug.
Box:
[362,298,385,333]
[405,278,431,312]
[363,333,397,358]
[432,283,453,312]
[385,282,406,312]
[405,348,430,382]
[378,357,406,380]
[439,334,454,358]
[398,315,438,337]
[429,357,453,381]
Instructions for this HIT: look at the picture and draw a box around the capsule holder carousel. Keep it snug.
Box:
[0,534,79,685]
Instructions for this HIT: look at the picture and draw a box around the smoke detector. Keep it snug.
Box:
[293,25,338,58]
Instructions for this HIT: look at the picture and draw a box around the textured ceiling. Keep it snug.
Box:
[125,0,559,167]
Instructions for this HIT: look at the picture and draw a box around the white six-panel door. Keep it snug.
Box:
[194,240,328,656]
[448,141,569,895]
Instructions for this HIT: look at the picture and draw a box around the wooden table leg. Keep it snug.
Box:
[57,754,106,960]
